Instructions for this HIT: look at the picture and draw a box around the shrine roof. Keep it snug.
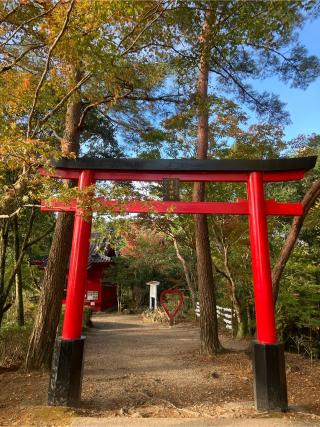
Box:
[87,239,115,269]
[52,156,317,172]
[31,238,116,271]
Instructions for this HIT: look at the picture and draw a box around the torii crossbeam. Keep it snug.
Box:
[41,156,317,411]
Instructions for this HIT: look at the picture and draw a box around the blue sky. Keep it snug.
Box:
[253,17,320,140]
[122,16,320,157]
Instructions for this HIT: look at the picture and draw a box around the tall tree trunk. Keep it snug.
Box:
[26,69,83,370]
[221,244,247,338]
[223,270,246,338]
[192,10,221,355]
[246,302,253,336]
[13,217,24,326]
[15,269,24,326]
[171,235,197,307]
[0,211,36,325]
[272,178,320,304]
[214,261,247,338]
[0,220,10,324]
[26,212,75,369]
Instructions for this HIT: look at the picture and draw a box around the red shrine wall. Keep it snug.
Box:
[63,262,117,312]
[101,283,118,311]
[85,263,117,312]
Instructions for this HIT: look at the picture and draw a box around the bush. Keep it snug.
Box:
[142,307,169,324]
[83,306,93,327]
[58,306,93,333]
[0,324,32,368]
[0,306,93,369]
[277,278,320,360]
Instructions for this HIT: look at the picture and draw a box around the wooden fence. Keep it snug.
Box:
[195,303,233,331]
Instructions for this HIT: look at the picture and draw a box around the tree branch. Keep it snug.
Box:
[117,3,161,49]
[118,1,171,58]
[0,44,44,74]
[214,264,229,279]
[0,221,9,291]
[272,177,320,304]
[77,95,113,130]
[248,43,293,64]
[210,50,262,107]
[124,94,181,103]
[0,3,21,24]
[0,1,60,49]
[0,207,22,219]
[48,126,63,142]
[96,109,144,133]
[27,0,76,137]
[32,71,92,136]
[3,50,37,74]
[3,208,36,301]
[24,224,54,250]
[78,89,181,130]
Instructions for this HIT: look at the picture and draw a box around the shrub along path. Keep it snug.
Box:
[0,313,320,426]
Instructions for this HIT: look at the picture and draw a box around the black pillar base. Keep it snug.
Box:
[252,341,288,412]
[48,336,85,407]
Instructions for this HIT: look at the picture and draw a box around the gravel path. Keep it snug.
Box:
[75,312,319,426]
[71,416,319,426]
[1,312,319,426]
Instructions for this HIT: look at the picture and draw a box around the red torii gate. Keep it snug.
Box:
[41,156,317,411]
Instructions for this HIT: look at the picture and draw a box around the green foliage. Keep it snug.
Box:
[0,1,318,362]
[0,298,38,367]
[0,207,55,327]
[276,245,320,359]
[58,306,93,335]
[275,184,320,357]
[80,110,123,159]
[0,323,32,368]
[103,220,188,309]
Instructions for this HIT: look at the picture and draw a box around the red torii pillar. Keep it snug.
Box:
[42,156,316,410]
[247,172,287,411]
[48,170,95,405]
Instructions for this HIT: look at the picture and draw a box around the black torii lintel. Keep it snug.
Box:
[52,156,317,172]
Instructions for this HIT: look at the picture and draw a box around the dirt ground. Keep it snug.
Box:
[0,313,320,426]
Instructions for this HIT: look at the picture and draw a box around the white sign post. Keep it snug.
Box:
[146,281,160,310]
